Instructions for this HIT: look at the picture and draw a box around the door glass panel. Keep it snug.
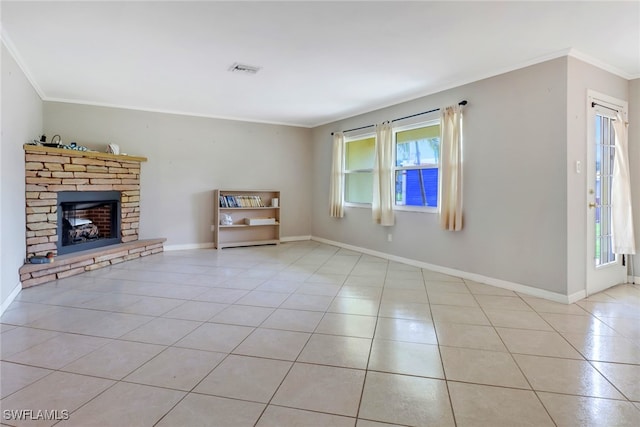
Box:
[594,114,616,266]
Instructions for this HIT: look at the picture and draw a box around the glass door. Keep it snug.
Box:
[586,92,627,296]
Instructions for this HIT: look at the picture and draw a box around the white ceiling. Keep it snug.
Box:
[2,1,639,127]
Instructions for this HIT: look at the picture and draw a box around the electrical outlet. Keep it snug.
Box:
[387,233,392,242]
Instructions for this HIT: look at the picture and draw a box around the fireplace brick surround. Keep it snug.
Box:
[21,145,164,288]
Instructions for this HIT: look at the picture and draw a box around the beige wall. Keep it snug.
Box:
[312,58,569,295]
[2,51,636,305]
[42,103,313,247]
[1,43,43,311]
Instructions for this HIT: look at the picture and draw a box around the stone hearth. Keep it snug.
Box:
[19,239,165,288]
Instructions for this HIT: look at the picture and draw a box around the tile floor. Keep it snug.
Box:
[1,241,639,426]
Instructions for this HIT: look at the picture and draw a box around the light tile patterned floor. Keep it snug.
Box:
[1,241,639,426]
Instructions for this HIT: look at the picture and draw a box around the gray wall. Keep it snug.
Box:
[1,43,43,310]
[311,58,569,294]
[565,57,630,295]
[43,103,313,247]
[630,78,640,280]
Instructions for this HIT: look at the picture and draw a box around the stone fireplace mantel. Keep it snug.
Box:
[25,144,148,163]
[22,144,162,288]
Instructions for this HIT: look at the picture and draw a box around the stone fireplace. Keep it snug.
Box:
[20,145,165,288]
[24,145,143,257]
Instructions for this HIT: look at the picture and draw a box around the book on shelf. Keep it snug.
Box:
[219,195,265,208]
[225,195,238,207]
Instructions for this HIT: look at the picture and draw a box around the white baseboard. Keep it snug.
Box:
[567,290,588,304]
[166,237,311,252]
[164,242,216,251]
[311,236,575,304]
[281,235,312,242]
[162,236,579,303]
[0,282,22,316]
[628,276,639,284]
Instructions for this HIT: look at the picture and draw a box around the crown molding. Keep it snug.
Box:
[43,97,311,129]
[566,48,637,80]
[311,47,637,128]
[3,23,635,129]
[1,27,45,100]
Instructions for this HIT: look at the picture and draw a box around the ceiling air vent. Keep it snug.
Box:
[228,63,261,75]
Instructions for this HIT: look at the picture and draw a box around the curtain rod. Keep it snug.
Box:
[331,100,467,136]
[591,101,619,113]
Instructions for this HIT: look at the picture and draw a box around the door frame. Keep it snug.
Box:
[585,90,628,296]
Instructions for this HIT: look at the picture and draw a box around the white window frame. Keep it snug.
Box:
[393,119,440,213]
[344,132,376,208]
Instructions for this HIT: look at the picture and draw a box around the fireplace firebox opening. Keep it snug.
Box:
[57,191,121,255]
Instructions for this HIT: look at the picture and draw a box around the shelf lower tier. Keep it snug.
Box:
[220,223,280,228]
[216,239,280,249]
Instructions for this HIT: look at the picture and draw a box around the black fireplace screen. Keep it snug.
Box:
[57,191,121,255]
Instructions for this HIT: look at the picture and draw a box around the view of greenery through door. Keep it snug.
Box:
[594,113,616,266]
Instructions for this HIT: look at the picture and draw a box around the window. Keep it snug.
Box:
[342,122,441,209]
[394,121,440,209]
[344,136,375,204]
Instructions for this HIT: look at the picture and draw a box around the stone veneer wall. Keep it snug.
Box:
[24,145,146,258]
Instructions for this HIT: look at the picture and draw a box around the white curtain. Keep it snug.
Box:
[330,132,345,218]
[438,104,464,231]
[372,122,395,226]
[612,114,636,254]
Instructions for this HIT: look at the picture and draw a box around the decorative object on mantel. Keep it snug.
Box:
[26,138,91,152]
[42,135,62,147]
[62,142,89,151]
[28,138,128,157]
[40,134,64,148]
[107,143,120,155]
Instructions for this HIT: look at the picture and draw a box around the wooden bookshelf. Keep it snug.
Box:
[213,189,280,249]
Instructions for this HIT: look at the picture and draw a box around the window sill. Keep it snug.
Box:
[395,205,437,214]
[344,203,437,214]
[345,203,371,209]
